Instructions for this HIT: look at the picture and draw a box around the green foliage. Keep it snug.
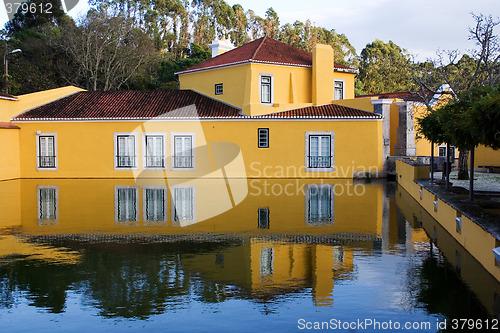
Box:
[417,85,500,150]
[3,0,362,93]
[358,39,416,94]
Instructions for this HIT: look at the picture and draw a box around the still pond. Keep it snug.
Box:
[0,178,498,332]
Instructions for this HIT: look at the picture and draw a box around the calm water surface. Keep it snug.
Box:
[0,179,498,332]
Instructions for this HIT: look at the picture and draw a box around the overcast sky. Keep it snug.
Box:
[1,0,498,61]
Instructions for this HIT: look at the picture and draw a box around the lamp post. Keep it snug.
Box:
[3,46,22,94]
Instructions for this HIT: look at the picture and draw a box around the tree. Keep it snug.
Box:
[55,9,157,91]
[412,13,500,180]
[418,84,500,200]
[358,40,415,95]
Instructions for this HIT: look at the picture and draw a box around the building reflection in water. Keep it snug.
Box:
[0,178,498,320]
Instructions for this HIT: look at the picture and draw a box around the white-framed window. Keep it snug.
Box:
[258,128,269,148]
[143,133,166,170]
[215,83,223,95]
[171,132,195,171]
[36,133,57,170]
[305,184,334,225]
[171,185,196,225]
[305,131,335,172]
[114,132,138,170]
[37,186,58,225]
[259,74,273,105]
[143,186,168,222]
[258,208,270,229]
[114,186,139,222]
[334,80,345,100]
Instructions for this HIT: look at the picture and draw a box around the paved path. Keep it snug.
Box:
[432,171,500,192]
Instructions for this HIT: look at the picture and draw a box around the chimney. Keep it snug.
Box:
[312,44,334,105]
[208,39,235,58]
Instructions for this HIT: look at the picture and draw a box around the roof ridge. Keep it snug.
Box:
[250,36,266,60]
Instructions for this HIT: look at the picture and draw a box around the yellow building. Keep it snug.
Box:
[2,38,385,181]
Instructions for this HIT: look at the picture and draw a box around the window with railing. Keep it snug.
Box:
[37,186,58,225]
[308,135,331,168]
[144,135,165,168]
[115,186,138,222]
[172,134,194,170]
[37,134,57,169]
[306,184,334,225]
[172,186,195,223]
[144,187,167,222]
[115,134,137,169]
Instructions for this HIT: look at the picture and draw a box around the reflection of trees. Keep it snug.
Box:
[0,259,79,313]
[415,249,489,319]
[0,240,238,318]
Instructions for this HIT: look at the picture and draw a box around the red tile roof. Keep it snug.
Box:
[0,92,19,101]
[255,104,381,119]
[0,121,20,129]
[177,37,357,74]
[12,90,244,120]
[356,91,431,103]
[11,90,378,121]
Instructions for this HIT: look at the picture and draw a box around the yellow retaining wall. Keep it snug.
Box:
[15,119,383,179]
[396,159,500,281]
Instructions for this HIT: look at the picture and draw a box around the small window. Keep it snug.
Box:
[258,128,269,148]
[171,133,195,170]
[36,134,57,170]
[114,133,138,170]
[143,133,166,169]
[258,208,270,229]
[215,83,223,95]
[334,80,344,100]
[260,75,272,104]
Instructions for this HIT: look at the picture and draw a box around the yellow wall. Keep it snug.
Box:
[334,97,375,112]
[0,86,83,121]
[13,178,382,236]
[15,119,383,179]
[178,59,356,116]
[396,159,500,282]
[473,145,500,170]
[0,128,20,180]
[396,184,500,316]
[312,44,334,105]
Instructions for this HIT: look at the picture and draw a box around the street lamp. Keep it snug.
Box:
[3,47,22,94]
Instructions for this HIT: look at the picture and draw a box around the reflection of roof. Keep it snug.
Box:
[356,91,432,103]
[255,104,381,119]
[12,90,378,121]
[0,92,19,101]
[177,37,357,74]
